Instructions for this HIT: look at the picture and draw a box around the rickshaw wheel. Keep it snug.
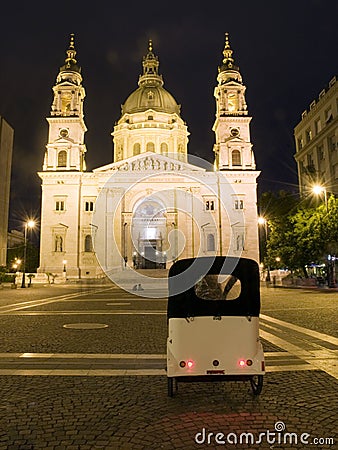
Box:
[167,377,176,397]
[250,375,263,395]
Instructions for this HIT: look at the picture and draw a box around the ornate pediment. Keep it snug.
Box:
[118,155,184,172]
[94,152,205,173]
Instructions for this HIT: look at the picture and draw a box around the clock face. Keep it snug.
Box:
[59,128,69,138]
[230,128,239,137]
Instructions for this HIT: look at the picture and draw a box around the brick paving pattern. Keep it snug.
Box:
[0,283,336,448]
[0,371,336,449]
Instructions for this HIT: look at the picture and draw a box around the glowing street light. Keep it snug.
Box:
[21,220,35,288]
[312,184,328,210]
[258,216,266,226]
[12,258,21,271]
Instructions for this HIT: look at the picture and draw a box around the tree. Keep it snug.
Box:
[264,193,338,277]
[258,190,299,269]
[7,242,39,273]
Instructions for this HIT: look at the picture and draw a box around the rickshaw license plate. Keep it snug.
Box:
[206,370,225,374]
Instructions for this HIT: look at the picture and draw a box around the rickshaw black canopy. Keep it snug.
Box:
[167,257,260,318]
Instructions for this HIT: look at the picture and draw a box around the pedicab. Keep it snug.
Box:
[166,256,265,396]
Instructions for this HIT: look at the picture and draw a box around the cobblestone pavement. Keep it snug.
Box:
[0,282,336,449]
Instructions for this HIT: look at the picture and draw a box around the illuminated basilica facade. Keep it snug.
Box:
[37,34,260,279]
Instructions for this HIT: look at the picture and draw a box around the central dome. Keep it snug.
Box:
[122,85,180,115]
[121,40,181,116]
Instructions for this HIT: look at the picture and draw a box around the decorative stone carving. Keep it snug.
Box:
[117,155,185,172]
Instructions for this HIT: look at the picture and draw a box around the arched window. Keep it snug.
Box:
[228,92,238,112]
[146,142,155,152]
[232,150,241,166]
[160,142,168,156]
[57,150,67,167]
[84,235,93,252]
[178,144,184,160]
[133,143,141,156]
[207,234,215,252]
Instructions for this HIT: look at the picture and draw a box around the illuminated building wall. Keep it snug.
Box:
[0,116,14,267]
[294,76,338,196]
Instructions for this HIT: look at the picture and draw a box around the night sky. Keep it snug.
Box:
[0,0,337,233]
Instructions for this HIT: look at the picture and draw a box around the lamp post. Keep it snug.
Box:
[258,216,268,262]
[123,223,128,268]
[62,259,67,278]
[312,185,335,287]
[258,216,270,282]
[21,220,35,288]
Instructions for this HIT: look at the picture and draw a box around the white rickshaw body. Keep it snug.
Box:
[166,257,265,396]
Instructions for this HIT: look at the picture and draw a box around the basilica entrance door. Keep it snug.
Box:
[144,245,157,269]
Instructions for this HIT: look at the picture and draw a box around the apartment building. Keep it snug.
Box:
[294,76,337,196]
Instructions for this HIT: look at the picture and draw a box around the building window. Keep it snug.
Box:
[178,144,185,161]
[232,150,241,166]
[133,143,141,156]
[207,234,215,252]
[315,118,322,134]
[325,108,333,123]
[161,142,168,155]
[84,201,94,212]
[307,154,314,166]
[297,138,304,151]
[317,146,324,160]
[205,200,215,211]
[234,199,244,210]
[84,235,93,252]
[328,135,336,151]
[146,142,155,152]
[148,115,153,120]
[55,235,63,252]
[55,201,65,211]
[57,150,67,167]
[305,129,312,143]
[228,92,238,111]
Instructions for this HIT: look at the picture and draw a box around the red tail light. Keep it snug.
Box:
[179,360,194,369]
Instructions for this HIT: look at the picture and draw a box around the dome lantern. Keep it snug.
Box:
[121,41,181,116]
[138,39,164,88]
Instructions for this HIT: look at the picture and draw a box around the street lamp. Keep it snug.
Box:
[258,216,270,281]
[21,220,35,288]
[62,259,67,277]
[312,184,328,211]
[312,185,335,287]
[257,216,266,227]
[258,216,268,260]
[12,258,21,271]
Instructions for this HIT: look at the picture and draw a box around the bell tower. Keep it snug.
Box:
[213,33,256,171]
[43,34,87,171]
